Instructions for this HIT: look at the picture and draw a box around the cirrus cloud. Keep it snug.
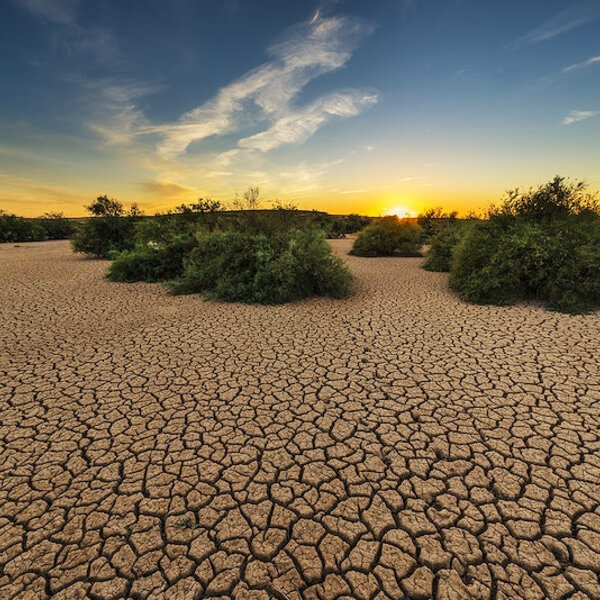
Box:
[138,12,377,159]
[562,110,599,125]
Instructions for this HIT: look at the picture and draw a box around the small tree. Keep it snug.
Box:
[127,203,144,217]
[176,198,223,214]
[86,195,124,217]
[71,196,140,258]
[233,186,261,210]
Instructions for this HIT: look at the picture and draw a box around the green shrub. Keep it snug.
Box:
[345,213,371,234]
[0,212,34,242]
[449,177,600,313]
[490,176,598,222]
[107,236,195,283]
[321,216,347,239]
[0,211,72,243]
[417,208,458,243]
[423,220,471,272]
[39,213,73,239]
[449,219,525,306]
[309,212,371,238]
[71,196,141,258]
[71,216,137,258]
[349,216,422,257]
[171,228,352,304]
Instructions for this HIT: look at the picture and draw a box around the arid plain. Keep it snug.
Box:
[1,239,600,600]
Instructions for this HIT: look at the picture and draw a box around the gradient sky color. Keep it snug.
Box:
[1,0,599,217]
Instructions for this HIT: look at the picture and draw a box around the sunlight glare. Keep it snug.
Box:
[387,205,416,219]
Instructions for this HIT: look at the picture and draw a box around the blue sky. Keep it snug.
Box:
[1,0,599,216]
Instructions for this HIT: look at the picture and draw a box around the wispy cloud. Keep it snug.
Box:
[562,55,600,72]
[562,110,599,125]
[141,13,376,158]
[510,1,600,48]
[238,90,377,152]
[84,79,162,144]
[17,0,78,25]
[14,5,378,207]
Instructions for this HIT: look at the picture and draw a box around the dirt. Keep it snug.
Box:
[1,239,599,599]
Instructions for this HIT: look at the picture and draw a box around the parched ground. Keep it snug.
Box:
[1,240,600,600]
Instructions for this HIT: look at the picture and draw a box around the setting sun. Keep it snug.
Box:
[386,205,416,219]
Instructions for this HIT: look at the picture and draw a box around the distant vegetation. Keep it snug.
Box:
[66,189,371,260]
[349,216,422,257]
[0,211,73,243]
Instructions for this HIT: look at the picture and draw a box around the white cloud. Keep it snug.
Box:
[80,79,161,144]
[562,110,599,125]
[562,55,600,73]
[145,13,375,158]
[238,91,378,152]
[16,5,379,202]
[510,2,600,48]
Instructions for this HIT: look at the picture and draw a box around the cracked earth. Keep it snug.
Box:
[1,239,600,600]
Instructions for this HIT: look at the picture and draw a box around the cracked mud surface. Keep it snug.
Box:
[1,239,600,600]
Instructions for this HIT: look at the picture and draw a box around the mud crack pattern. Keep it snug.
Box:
[1,240,600,600]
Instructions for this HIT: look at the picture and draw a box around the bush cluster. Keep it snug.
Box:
[417,208,458,243]
[349,216,422,257]
[0,211,73,243]
[423,219,471,272]
[104,189,354,304]
[171,228,352,303]
[449,177,600,313]
[312,213,371,238]
[107,235,196,283]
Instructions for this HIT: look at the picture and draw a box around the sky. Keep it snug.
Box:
[1,0,599,217]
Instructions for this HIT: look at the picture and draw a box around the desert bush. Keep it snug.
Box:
[489,176,598,221]
[171,228,352,304]
[39,213,73,239]
[417,208,458,242]
[423,220,471,272]
[321,216,347,239]
[349,216,422,257]
[310,213,371,238]
[345,213,371,233]
[0,211,73,242]
[107,235,196,283]
[71,196,141,258]
[450,177,600,313]
[0,211,35,242]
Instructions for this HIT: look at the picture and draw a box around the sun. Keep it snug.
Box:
[387,205,415,219]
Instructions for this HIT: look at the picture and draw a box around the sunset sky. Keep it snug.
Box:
[1,0,599,217]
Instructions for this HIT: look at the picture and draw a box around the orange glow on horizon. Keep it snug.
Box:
[384,205,418,219]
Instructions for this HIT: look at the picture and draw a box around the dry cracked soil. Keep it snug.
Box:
[1,239,600,600]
